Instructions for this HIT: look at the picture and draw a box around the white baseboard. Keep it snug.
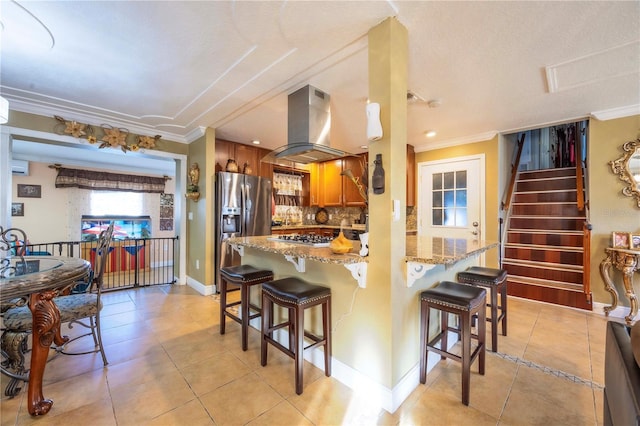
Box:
[186,276,216,296]
[592,300,637,322]
[264,328,449,413]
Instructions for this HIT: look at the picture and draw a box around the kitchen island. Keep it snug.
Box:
[227,235,368,287]
[225,234,499,412]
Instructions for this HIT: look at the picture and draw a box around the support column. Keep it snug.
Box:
[367,17,409,388]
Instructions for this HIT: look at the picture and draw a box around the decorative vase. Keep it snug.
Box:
[226,159,238,173]
[242,162,252,175]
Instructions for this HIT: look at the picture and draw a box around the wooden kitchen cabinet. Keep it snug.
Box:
[319,159,343,207]
[214,139,235,173]
[215,138,270,177]
[343,153,367,207]
[235,144,260,175]
[308,163,320,206]
[258,148,273,179]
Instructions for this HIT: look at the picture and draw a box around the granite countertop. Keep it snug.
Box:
[226,235,368,265]
[405,235,499,265]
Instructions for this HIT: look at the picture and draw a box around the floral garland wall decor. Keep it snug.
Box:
[54,115,161,153]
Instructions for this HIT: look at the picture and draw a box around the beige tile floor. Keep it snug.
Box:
[1,284,608,425]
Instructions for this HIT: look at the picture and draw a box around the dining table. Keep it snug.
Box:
[1,255,91,416]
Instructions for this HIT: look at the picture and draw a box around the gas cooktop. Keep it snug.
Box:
[267,234,333,247]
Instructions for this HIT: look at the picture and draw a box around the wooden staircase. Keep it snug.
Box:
[502,167,591,310]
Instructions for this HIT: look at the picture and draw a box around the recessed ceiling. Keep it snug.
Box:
[2,1,639,172]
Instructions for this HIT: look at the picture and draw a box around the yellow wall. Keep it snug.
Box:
[588,115,640,305]
[185,129,217,287]
[414,136,500,267]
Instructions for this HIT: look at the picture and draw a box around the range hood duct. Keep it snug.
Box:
[265,85,349,164]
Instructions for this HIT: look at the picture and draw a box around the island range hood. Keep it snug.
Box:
[263,85,349,164]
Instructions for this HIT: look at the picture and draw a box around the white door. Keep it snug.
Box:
[418,155,484,239]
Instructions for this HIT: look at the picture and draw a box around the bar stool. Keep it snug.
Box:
[261,277,331,395]
[457,266,508,352]
[219,265,274,351]
[419,281,486,406]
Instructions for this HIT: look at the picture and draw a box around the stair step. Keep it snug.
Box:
[504,246,583,266]
[513,191,577,203]
[504,242,584,252]
[506,230,584,247]
[511,203,583,216]
[507,275,585,292]
[507,279,591,310]
[502,258,583,272]
[502,260,583,284]
[516,177,577,192]
[518,167,577,179]
[509,217,585,231]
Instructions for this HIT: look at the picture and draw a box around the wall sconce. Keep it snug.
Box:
[366,102,383,141]
[186,162,200,201]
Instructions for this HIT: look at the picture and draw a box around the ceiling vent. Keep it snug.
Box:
[11,159,29,176]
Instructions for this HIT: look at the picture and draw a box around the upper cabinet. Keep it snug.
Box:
[319,159,344,207]
[342,154,368,207]
[213,139,413,208]
[215,139,272,178]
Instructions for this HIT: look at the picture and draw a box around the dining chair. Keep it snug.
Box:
[0,223,114,397]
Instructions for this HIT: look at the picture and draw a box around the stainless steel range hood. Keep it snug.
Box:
[263,85,349,164]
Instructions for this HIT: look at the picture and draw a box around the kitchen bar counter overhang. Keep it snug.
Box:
[227,235,498,288]
[227,235,369,287]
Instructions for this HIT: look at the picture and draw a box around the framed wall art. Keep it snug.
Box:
[17,184,41,198]
[631,234,640,251]
[612,232,629,248]
[11,203,24,217]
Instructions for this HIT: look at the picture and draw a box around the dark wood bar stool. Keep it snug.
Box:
[219,265,274,351]
[457,266,508,352]
[419,281,486,406]
[261,277,331,395]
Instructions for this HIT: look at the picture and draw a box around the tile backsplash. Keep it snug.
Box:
[278,206,417,229]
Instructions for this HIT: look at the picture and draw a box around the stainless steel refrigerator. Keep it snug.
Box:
[214,172,272,290]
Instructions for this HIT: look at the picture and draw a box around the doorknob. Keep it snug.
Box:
[472,221,480,236]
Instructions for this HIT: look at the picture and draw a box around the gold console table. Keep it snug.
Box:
[600,247,640,325]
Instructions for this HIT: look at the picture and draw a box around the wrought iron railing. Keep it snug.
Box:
[22,237,178,291]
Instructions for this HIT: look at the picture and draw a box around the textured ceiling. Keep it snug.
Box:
[2,1,639,170]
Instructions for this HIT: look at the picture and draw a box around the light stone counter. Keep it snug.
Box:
[226,235,368,287]
[404,236,499,287]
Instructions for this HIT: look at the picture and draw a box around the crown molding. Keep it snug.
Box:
[591,104,640,121]
[414,131,498,153]
[5,98,190,144]
[185,126,207,143]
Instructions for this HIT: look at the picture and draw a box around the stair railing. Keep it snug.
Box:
[582,220,592,304]
[499,133,526,266]
[501,133,526,211]
[575,127,586,212]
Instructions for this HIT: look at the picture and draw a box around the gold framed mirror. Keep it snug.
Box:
[610,139,640,208]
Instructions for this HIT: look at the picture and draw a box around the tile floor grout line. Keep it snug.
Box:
[489,351,604,390]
